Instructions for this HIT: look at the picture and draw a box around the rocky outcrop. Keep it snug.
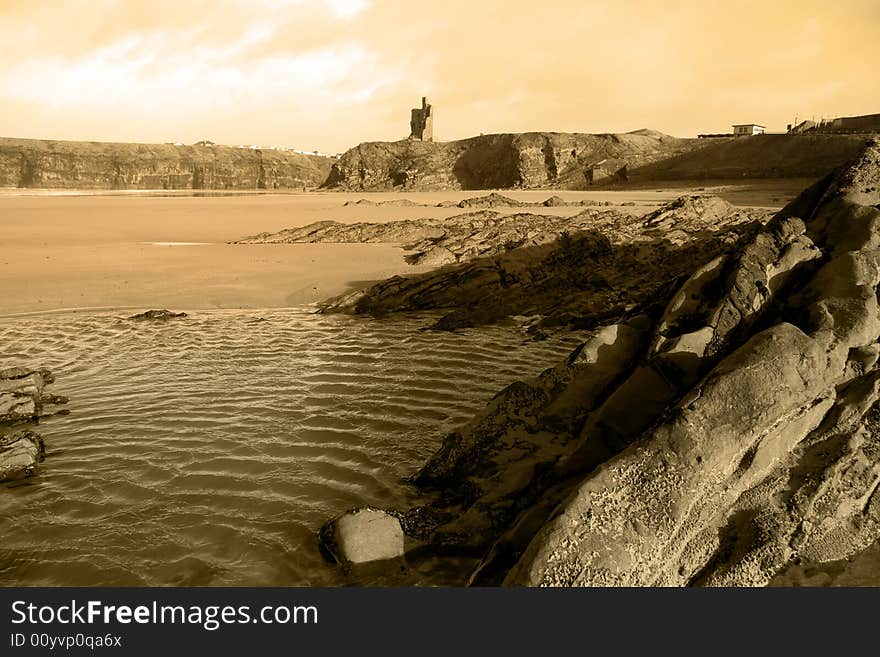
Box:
[0,137,335,190]
[0,368,65,482]
[326,131,702,191]
[326,133,869,191]
[129,309,188,320]
[341,193,612,209]
[319,138,880,586]
[317,196,770,329]
[237,203,650,266]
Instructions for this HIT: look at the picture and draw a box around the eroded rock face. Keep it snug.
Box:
[317,138,880,587]
[0,368,65,482]
[506,138,880,586]
[0,137,334,190]
[320,508,405,565]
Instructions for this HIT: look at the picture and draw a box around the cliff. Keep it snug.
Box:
[0,137,335,190]
[325,132,869,191]
[5,131,865,192]
[325,130,702,191]
[320,138,880,586]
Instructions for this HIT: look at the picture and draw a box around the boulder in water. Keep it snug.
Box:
[1,367,66,482]
[320,508,405,564]
[0,367,67,424]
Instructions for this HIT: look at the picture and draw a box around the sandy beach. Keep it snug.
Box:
[0,183,801,315]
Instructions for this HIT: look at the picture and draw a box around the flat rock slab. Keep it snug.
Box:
[321,508,405,565]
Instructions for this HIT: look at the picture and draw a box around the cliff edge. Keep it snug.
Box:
[0,137,335,190]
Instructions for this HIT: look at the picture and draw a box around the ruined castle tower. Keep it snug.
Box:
[409,97,433,142]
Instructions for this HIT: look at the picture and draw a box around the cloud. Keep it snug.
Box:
[0,0,877,152]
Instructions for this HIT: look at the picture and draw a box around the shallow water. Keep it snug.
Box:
[0,308,582,586]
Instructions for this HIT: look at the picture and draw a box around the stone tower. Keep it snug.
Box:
[409,97,433,142]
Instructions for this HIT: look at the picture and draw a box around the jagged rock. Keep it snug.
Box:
[318,138,880,587]
[241,195,745,276]
[0,431,45,482]
[507,138,880,586]
[0,367,67,424]
[319,508,405,565]
[129,309,188,320]
[237,204,646,267]
[317,196,767,329]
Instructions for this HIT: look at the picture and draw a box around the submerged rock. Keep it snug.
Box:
[0,431,45,481]
[129,309,188,320]
[319,508,405,565]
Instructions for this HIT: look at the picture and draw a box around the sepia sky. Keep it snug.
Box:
[0,0,877,153]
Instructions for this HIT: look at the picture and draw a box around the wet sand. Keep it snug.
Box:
[0,184,800,315]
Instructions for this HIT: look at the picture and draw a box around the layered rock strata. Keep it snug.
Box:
[0,137,334,190]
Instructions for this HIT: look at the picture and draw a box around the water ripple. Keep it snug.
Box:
[0,307,584,586]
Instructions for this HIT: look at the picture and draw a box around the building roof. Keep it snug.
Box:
[732,124,766,128]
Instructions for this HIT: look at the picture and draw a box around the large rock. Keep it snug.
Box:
[319,509,405,565]
[318,137,880,587]
[0,432,45,482]
[506,138,880,586]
